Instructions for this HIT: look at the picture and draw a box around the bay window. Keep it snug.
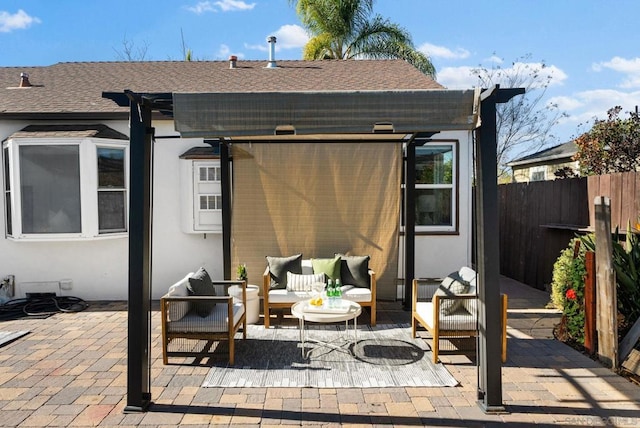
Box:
[3,135,128,240]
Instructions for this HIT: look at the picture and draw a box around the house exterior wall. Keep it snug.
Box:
[1,121,472,301]
[0,119,223,301]
[512,159,579,183]
[398,130,473,284]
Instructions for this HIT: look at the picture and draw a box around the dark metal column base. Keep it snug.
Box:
[123,395,152,413]
[477,401,508,414]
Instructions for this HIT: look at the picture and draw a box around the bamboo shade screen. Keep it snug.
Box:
[231,142,401,300]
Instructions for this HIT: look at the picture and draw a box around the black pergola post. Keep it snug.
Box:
[476,86,524,413]
[220,141,232,280]
[403,141,416,310]
[124,96,153,412]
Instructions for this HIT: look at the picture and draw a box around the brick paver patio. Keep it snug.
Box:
[1,276,639,426]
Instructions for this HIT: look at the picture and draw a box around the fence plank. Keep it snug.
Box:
[594,196,618,369]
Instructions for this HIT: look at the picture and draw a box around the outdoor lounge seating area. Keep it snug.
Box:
[262,254,376,328]
[160,269,247,365]
[411,266,508,363]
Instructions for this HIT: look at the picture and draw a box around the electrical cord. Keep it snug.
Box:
[0,295,89,321]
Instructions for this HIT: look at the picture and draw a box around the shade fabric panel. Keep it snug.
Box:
[231,142,401,300]
[173,90,479,138]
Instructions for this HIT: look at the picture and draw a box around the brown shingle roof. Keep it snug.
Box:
[0,60,443,116]
[7,124,128,140]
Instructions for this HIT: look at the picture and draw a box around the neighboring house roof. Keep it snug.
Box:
[507,141,578,167]
[0,60,443,117]
[6,124,128,140]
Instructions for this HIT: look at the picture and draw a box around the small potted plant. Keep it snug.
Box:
[236,263,247,282]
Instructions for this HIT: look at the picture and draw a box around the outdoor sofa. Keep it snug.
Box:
[262,254,376,328]
[160,268,246,365]
[411,266,508,363]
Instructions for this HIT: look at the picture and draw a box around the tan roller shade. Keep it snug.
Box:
[231,141,401,300]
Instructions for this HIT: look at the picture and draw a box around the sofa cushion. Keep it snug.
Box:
[187,267,217,317]
[267,254,303,289]
[433,271,470,315]
[312,256,341,282]
[336,254,370,288]
[286,272,325,292]
[167,274,192,322]
[268,288,313,303]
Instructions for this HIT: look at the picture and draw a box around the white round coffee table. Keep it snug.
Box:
[291,300,362,358]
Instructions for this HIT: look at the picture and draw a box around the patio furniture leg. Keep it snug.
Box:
[264,307,271,329]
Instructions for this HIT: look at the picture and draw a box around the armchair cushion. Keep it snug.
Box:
[312,256,341,282]
[187,267,217,317]
[433,272,470,315]
[336,254,370,288]
[266,254,302,289]
[167,301,245,333]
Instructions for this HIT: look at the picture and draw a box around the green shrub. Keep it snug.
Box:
[550,236,588,343]
[552,220,640,344]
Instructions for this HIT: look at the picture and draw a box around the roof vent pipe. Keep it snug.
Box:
[229,55,237,69]
[19,72,32,88]
[266,36,277,68]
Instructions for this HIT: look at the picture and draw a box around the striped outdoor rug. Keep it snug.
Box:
[202,323,458,388]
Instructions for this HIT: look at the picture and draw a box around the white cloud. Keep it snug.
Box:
[485,55,503,64]
[436,66,478,89]
[547,95,583,111]
[417,42,469,60]
[0,9,41,33]
[549,88,640,139]
[245,24,309,52]
[271,25,309,49]
[438,62,568,90]
[593,56,640,88]
[186,0,255,14]
[216,44,245,59]
[215,0,256,11]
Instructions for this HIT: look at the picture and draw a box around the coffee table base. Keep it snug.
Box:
[298,318,358,359]
[291,300,362,359]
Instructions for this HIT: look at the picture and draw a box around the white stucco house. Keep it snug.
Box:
[1,59,477,302]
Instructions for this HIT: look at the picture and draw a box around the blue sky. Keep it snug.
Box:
[1,0,639,148]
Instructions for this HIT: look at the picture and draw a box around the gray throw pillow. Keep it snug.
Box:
[266,254,302,289]
[433,271,470,315]
[335,254,370,288]
[187,267,217,317]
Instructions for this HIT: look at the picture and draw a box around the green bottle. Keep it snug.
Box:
[327,279,334,298]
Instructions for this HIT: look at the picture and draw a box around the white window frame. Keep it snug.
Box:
[191,160,222,233]
[2,137,129,241]
[415,141,458,234]
[530,166,546,182]
[96,145,127,234]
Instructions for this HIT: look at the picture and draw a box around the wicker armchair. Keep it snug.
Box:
[411,268,507,363]
[161,276,246,365]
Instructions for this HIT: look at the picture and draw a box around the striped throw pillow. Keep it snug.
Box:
[286,272,325,292]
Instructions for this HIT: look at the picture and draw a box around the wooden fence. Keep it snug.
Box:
[498,171,640,290]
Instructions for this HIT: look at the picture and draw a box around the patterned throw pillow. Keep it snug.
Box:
[433,271,470,315]
[286,272,325,292]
